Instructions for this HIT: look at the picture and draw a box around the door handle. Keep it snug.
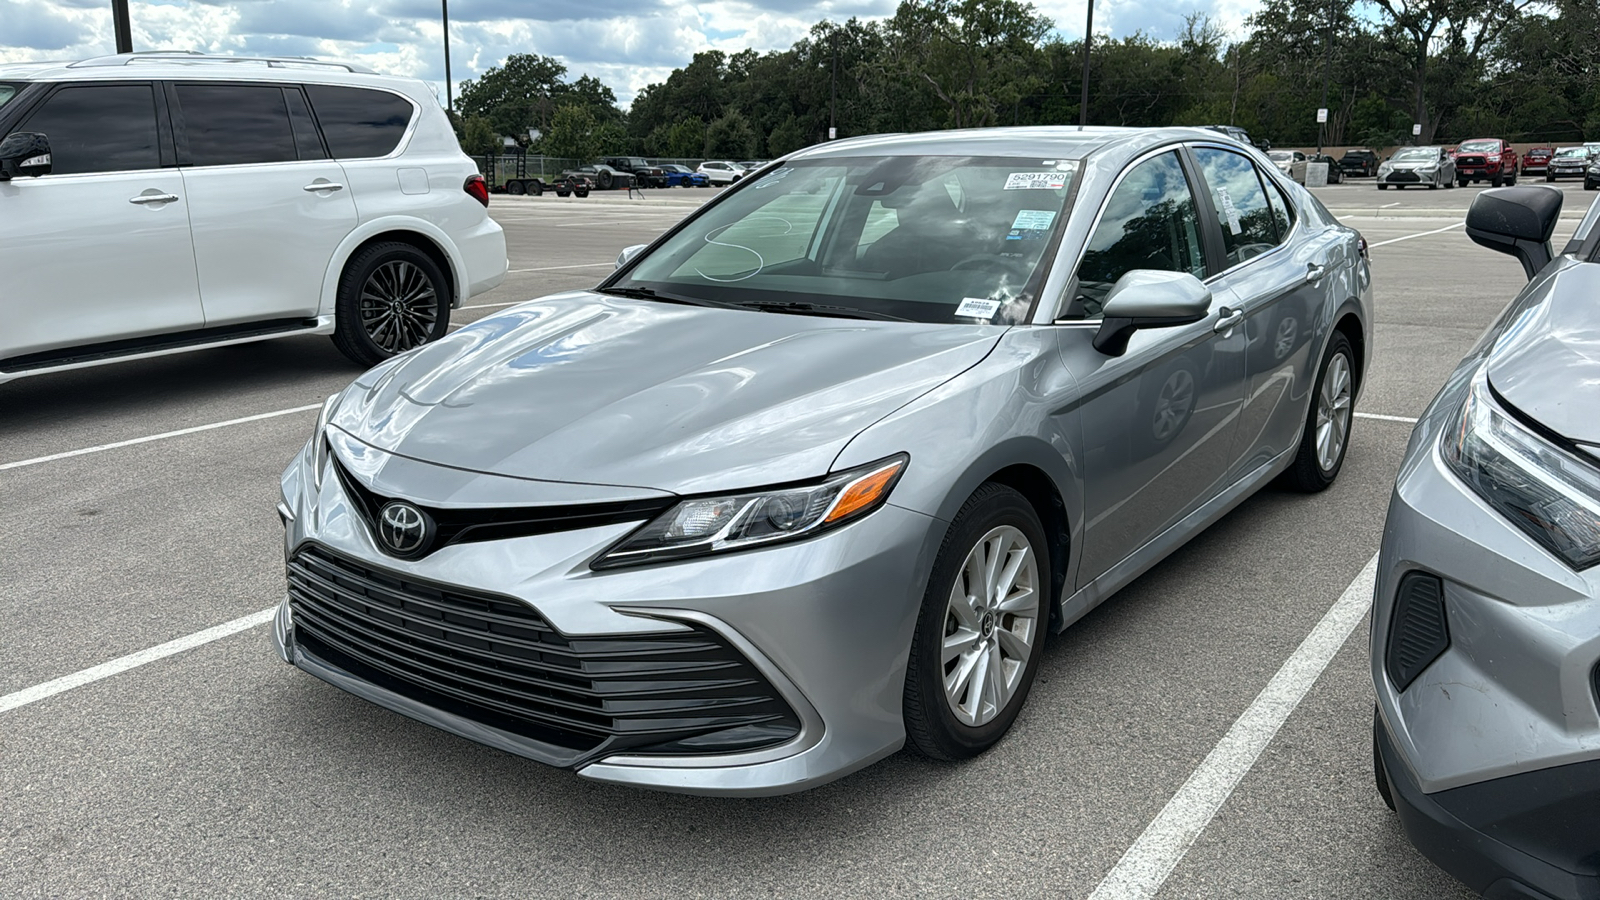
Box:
[303,182,344,192]
[1214,308,1244,334]
[1305,262,1328,283]
[128,193,179,205]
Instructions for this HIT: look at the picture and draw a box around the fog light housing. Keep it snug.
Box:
[1386,571,1450,691]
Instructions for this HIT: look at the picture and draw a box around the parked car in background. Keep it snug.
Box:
[1373,184,1600,900]
[0,52,507,377]
[658,163,710,187]
[275,125,1372,796]
[1305,154,1344,184]
[600,156,667,188]
[1545,146,1594,181]
[1267,149,1306,179]
[737,160,770,172]
[1340,149,1379,177]
[1521,146,1554,175]
[1378,146,1456,190]
[1587,155,1600,191]
[1453,138,1518,186]
[697,160,743,185]
[564,164,634,191]
[1200,124,1256,147]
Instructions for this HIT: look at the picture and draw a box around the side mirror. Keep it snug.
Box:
[1092,270,1213,356]
[615,244,647,270]
[0,132,52,180]
[1465,186,1562,280]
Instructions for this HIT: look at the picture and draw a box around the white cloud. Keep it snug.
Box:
[1,0,1264,107]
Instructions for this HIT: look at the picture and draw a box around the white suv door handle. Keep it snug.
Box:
[1214,308,1245,333]
[303,182,344,193]
[128,193,179,205]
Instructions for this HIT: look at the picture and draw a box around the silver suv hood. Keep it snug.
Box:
[331,292,1003,494]
[1486,262,1600,448]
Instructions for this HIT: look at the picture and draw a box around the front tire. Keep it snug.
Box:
[1279,332,1354,493]
[1377,183,1388,190]
[903,484,1049,761]
[331,242,450,367]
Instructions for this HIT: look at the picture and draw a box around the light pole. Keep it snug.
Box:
[442,0,453,113]
[1078,0,1094,127]
[112,0,132,54]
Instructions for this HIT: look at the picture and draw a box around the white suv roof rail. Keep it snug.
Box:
[68,51,377,75]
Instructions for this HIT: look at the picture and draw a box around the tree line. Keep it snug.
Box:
[452,0,1600,161]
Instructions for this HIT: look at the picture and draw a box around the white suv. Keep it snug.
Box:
[0,52,507,381]
[696,160,742,185]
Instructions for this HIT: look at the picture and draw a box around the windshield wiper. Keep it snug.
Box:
[733,300,911,322]
[597,286,735,309]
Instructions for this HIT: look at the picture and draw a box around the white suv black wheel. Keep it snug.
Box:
[332,242,450,367]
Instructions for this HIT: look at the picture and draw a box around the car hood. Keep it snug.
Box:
[331,292,1004,494]
[1486,263,1600,448]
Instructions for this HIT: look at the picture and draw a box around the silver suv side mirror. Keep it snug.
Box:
[615,244,647,270]
[1093,270,1213,356]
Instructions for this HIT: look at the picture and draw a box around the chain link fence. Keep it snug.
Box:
[475,154,716,187]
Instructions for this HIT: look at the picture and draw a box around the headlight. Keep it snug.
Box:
[1442,371,1600,570]
[309,393,340,491]
[592,454,908,569]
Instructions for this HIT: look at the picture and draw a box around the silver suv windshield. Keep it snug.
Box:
[611,155,1080,325]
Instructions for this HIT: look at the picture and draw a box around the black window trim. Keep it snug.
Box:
[11,80,175,175]
[1185,140,1299,283]
[1055,142,1214,323]
[301,82,420,161]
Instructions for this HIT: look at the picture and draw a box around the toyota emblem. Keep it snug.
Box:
[378,500,433,557]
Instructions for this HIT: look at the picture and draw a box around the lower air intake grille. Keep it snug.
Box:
[1386,571,1450,692]
[287,545,801,762]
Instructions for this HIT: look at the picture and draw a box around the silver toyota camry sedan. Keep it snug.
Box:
[1373,186,1600,899]
[276,127,1373,795]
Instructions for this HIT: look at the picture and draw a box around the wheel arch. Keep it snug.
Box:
[320,219,466,316]
[983,463,1073,631]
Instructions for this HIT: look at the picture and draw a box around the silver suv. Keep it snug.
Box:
[0,52,507,382]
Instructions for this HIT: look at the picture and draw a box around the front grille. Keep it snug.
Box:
[1457,155,1487,167]
[1386,571,1450,691]
[333,458,670,559]
[1386,171,1421,183]
[287,545,802,762]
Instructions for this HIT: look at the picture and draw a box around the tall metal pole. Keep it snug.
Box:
[442,0,453,113]
[112,0,132,54]
[1318,0,1332,153]
[1078,0,1094,127]
[829,30,838,140]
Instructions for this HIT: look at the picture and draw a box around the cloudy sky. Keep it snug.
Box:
[2,0,1264,107]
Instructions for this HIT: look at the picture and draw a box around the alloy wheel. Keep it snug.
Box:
[360,259,439,353]
[941,525,1040,727]
[1316,352,1353,472]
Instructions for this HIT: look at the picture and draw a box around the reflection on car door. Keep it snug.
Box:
[0,82,204,364]
[172,82,358,327]
[1189,146,1336,479]
[1056,149,1247,583]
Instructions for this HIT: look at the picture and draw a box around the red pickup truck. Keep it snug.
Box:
[1453,138,1519,187]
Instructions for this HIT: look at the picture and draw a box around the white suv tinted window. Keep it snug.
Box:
[175,83,297,166]
[20,84,159,175]
[305,85,413,159]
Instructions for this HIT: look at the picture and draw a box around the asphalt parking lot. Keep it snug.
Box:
[1,178,1592,899]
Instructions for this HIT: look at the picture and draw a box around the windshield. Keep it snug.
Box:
[1458,141,1499,152]
[611,155,1080,325]
[1392,148,1437,162]
[0,83,19,109]
[1556,147,1589,158]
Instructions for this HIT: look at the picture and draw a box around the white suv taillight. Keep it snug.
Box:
[464,174,489,208]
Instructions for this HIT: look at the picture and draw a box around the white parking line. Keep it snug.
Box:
[0,607,276,714]
[1087,553,1379,900]
[1369,222,1463,247]
[0,404,322,472]
[1381,202,1400,208]
[1355,411,1420,424]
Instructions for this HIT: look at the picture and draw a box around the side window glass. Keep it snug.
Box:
[1264,178,1295,241]
[1192,147,1282,265]
[1070,151,1206,319]
[175,83,297,166]
[20,84,159,175]
[306,86,414,159]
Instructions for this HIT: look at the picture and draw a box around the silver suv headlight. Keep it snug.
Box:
[592,454,908,569]
[1442,370,1600,569]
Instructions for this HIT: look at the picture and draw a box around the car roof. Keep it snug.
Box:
[789,126,1241,165]
[0,52,422,94]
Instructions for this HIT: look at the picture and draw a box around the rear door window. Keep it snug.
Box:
[18,84,160,175]
[304,85,414,159]
[173,83,298,166]
[1191,147,1283,266]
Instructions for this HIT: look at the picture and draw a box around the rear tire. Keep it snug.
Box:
[331,242,450,368]
[530,180,544,196]
[1280,332,1354,493]
[507,180,526,196]
[903,483,1050,761]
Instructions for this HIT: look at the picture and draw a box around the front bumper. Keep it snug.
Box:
[1380,169,1434,184]
[276,440,940,795]
[1549,165,1587,180]
[1372,380,1600,895]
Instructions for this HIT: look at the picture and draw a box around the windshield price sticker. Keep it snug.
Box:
[956,297,1003,319]
[1011,209,1057,230]
[1005,172,1069,190]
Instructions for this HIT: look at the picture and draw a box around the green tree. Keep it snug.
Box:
[457,115,500,157]
[704,110,758,158]
[543,105,600,162]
